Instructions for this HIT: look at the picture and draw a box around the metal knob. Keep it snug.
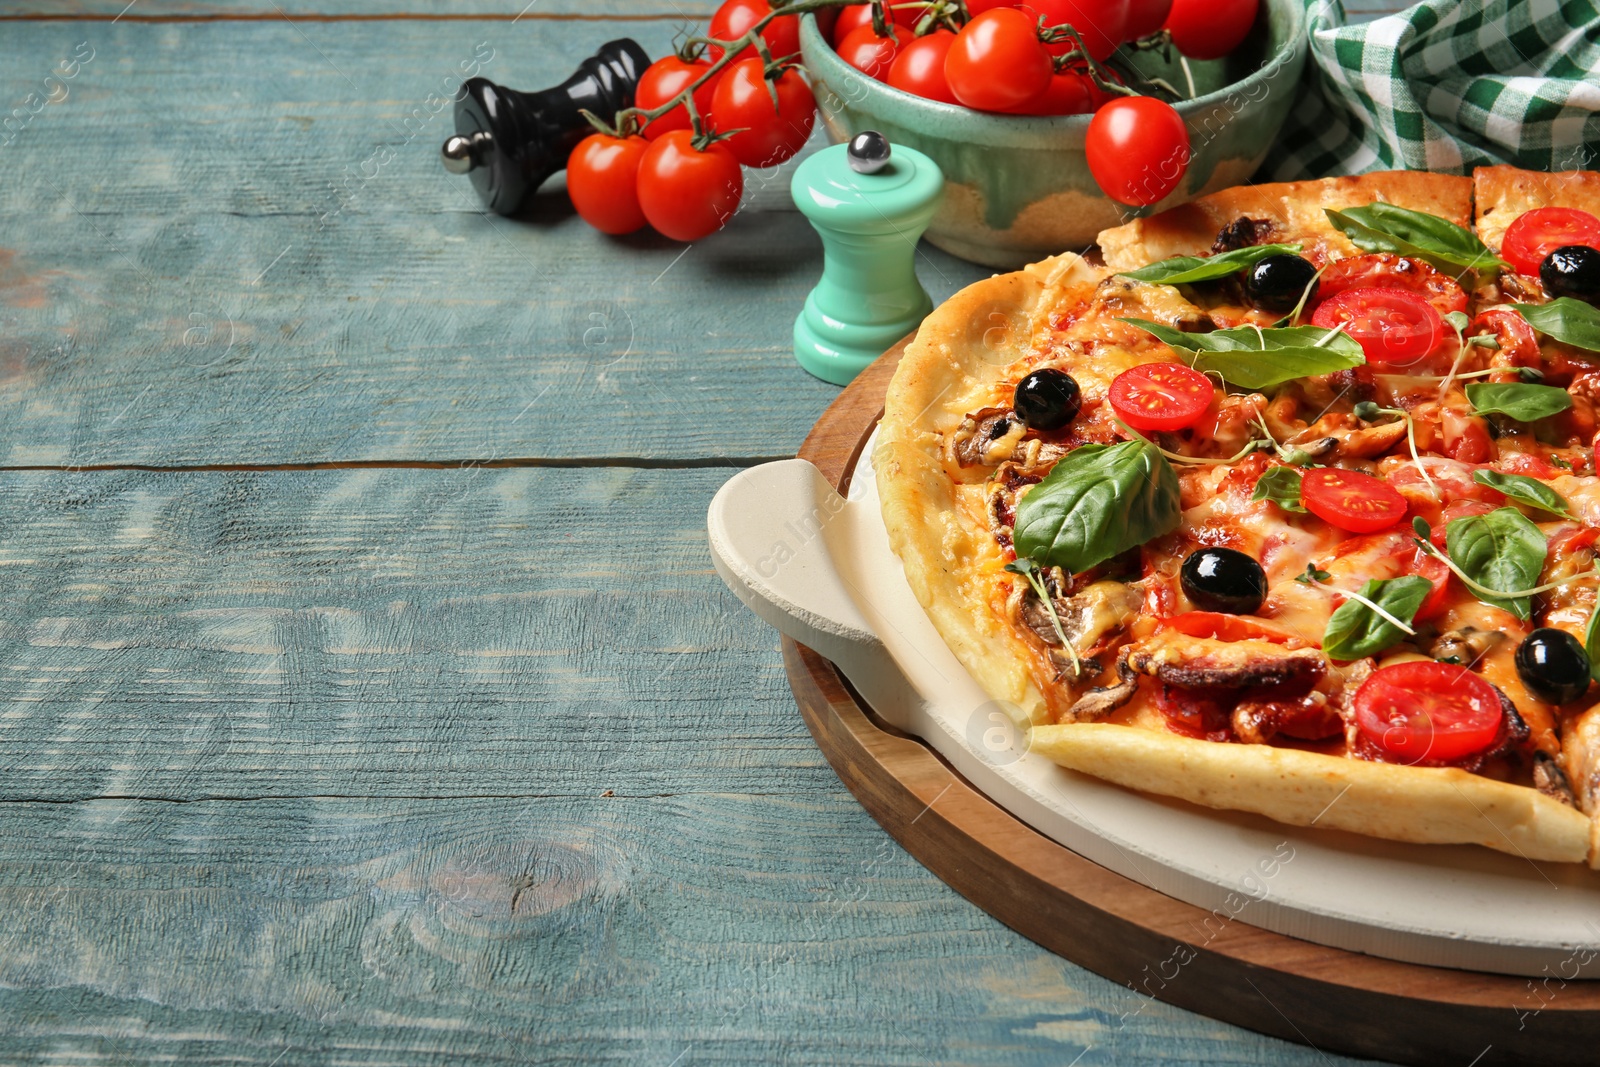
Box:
[847,130,892,175]
[441,131,491,175]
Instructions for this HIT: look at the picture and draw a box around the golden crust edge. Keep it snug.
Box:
[1096,170,1475,271]
[876,253,1099,726]
[1031,723,1594,866]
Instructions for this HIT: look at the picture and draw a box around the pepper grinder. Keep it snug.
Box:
[790,131,944,386]
[441,39,650,216]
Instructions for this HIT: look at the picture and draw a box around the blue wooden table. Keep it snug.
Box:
[0,2,1404,1063]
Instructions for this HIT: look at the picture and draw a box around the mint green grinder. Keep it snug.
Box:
[790,135,944,386]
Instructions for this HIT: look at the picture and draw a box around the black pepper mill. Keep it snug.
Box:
[441,38,651,216]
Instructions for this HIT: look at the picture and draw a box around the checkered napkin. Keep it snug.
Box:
[1264,0,1600,181]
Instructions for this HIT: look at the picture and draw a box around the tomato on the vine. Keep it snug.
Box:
[1163,0,1258,60]
[945,8,1053,112]
[1009,69,1093,115]
[1501,207,1600,277]
[566,132,649,235]
[1084,95,1190,206]
[1107,362,1214,431]
[837,23,913,80]
[709,0,801,62]
[636,56,721,140]
[710,59,817,167]
[1022,0,1127,60]
[636,131,744,242]
[1353,661,1504,764]
[832,4,875,45]
[1122,0,1172,40]
[887,30,959,104]
[1299,468,1408,533]
[1311,287,1443,370]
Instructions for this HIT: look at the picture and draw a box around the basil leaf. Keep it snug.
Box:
[1120,243,1304,285]
[1445,506,1548,620]
[1013,439,1181,574]
[1465,382,1572,422]
[1121,319,1365,389]
[1322,576,1432,661]
[1512,298,1600,353]
[1251,466,1306,512]
[1471,469,1574,519]
[1325,204,1507,277]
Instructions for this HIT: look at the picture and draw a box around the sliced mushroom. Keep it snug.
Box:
[1534,750,1578,808]
[1211,217,1276,255]
[1129,628,1325,689]
[1063,653,1139,723]
[952,407,1026,467]
[1286,412,1408,460]
[1429,626,1506,666]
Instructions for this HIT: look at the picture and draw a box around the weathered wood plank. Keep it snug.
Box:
[0,466,826,800]
[0,793,1381,1066]
[0,19,989,466]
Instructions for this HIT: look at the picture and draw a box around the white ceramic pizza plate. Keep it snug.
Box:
[707,429,1600,978]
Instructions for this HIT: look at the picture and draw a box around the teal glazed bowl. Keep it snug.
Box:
[799,0,1308,267]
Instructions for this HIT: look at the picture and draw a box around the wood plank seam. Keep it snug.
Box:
[0,11,710,20]
[0,456,798,473]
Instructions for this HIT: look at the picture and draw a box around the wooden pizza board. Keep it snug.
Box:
[784,336,1600,1067]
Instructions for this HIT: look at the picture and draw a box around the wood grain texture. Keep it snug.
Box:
[0,463,1369,1065]
[0,19,990,467]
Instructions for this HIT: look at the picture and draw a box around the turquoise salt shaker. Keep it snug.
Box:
[790,132,944,386]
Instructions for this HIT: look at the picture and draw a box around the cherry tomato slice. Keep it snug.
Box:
[1353,661,1504,764]
[1311,286,1443,370]
[1299,468,1408,533]
[1501,207,1600,277]
[1107,362,1214,432]
[1315,253,1467,316]
[1407,548,1453,623]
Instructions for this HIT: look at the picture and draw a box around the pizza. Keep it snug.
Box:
[875,166,1600,866]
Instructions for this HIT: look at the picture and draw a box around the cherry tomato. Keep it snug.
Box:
[1299,468,1408,533]
[1162,611,1301,644]
[945,8,1054,112]
[636,130,744,242]
[1107,362,1214,432]
[1084,96,1190,206]
[1315,252,1467,316]
[1163,0,1258,60]
[837,23,913,80]
[710,59,816,167]
[1009,69,1094,115]
[832,4,875,45]
[709,0,801,62]
[1407,548,1453,623]
[566,132,649,235]
[1311,287,1443,370]
[887,29,959,103]
[1501,206,1600,277]
[1122,0,1172,40]
[1022,0,1128,60]
[1353,661,1504,764]
[963,0,1017,14]
[636,57,722,140]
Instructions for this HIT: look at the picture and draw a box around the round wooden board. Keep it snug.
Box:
[784,336,1600,1067]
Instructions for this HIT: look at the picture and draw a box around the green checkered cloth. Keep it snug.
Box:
[1265,0,1600,180]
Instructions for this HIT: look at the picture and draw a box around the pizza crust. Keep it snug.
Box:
[1031,723,1592,865]
[876,254,1101,727]
[1473,164,1600,255]
[1097,171,1475,271]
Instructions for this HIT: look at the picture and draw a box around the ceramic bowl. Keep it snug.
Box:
[799,0,1309,267]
